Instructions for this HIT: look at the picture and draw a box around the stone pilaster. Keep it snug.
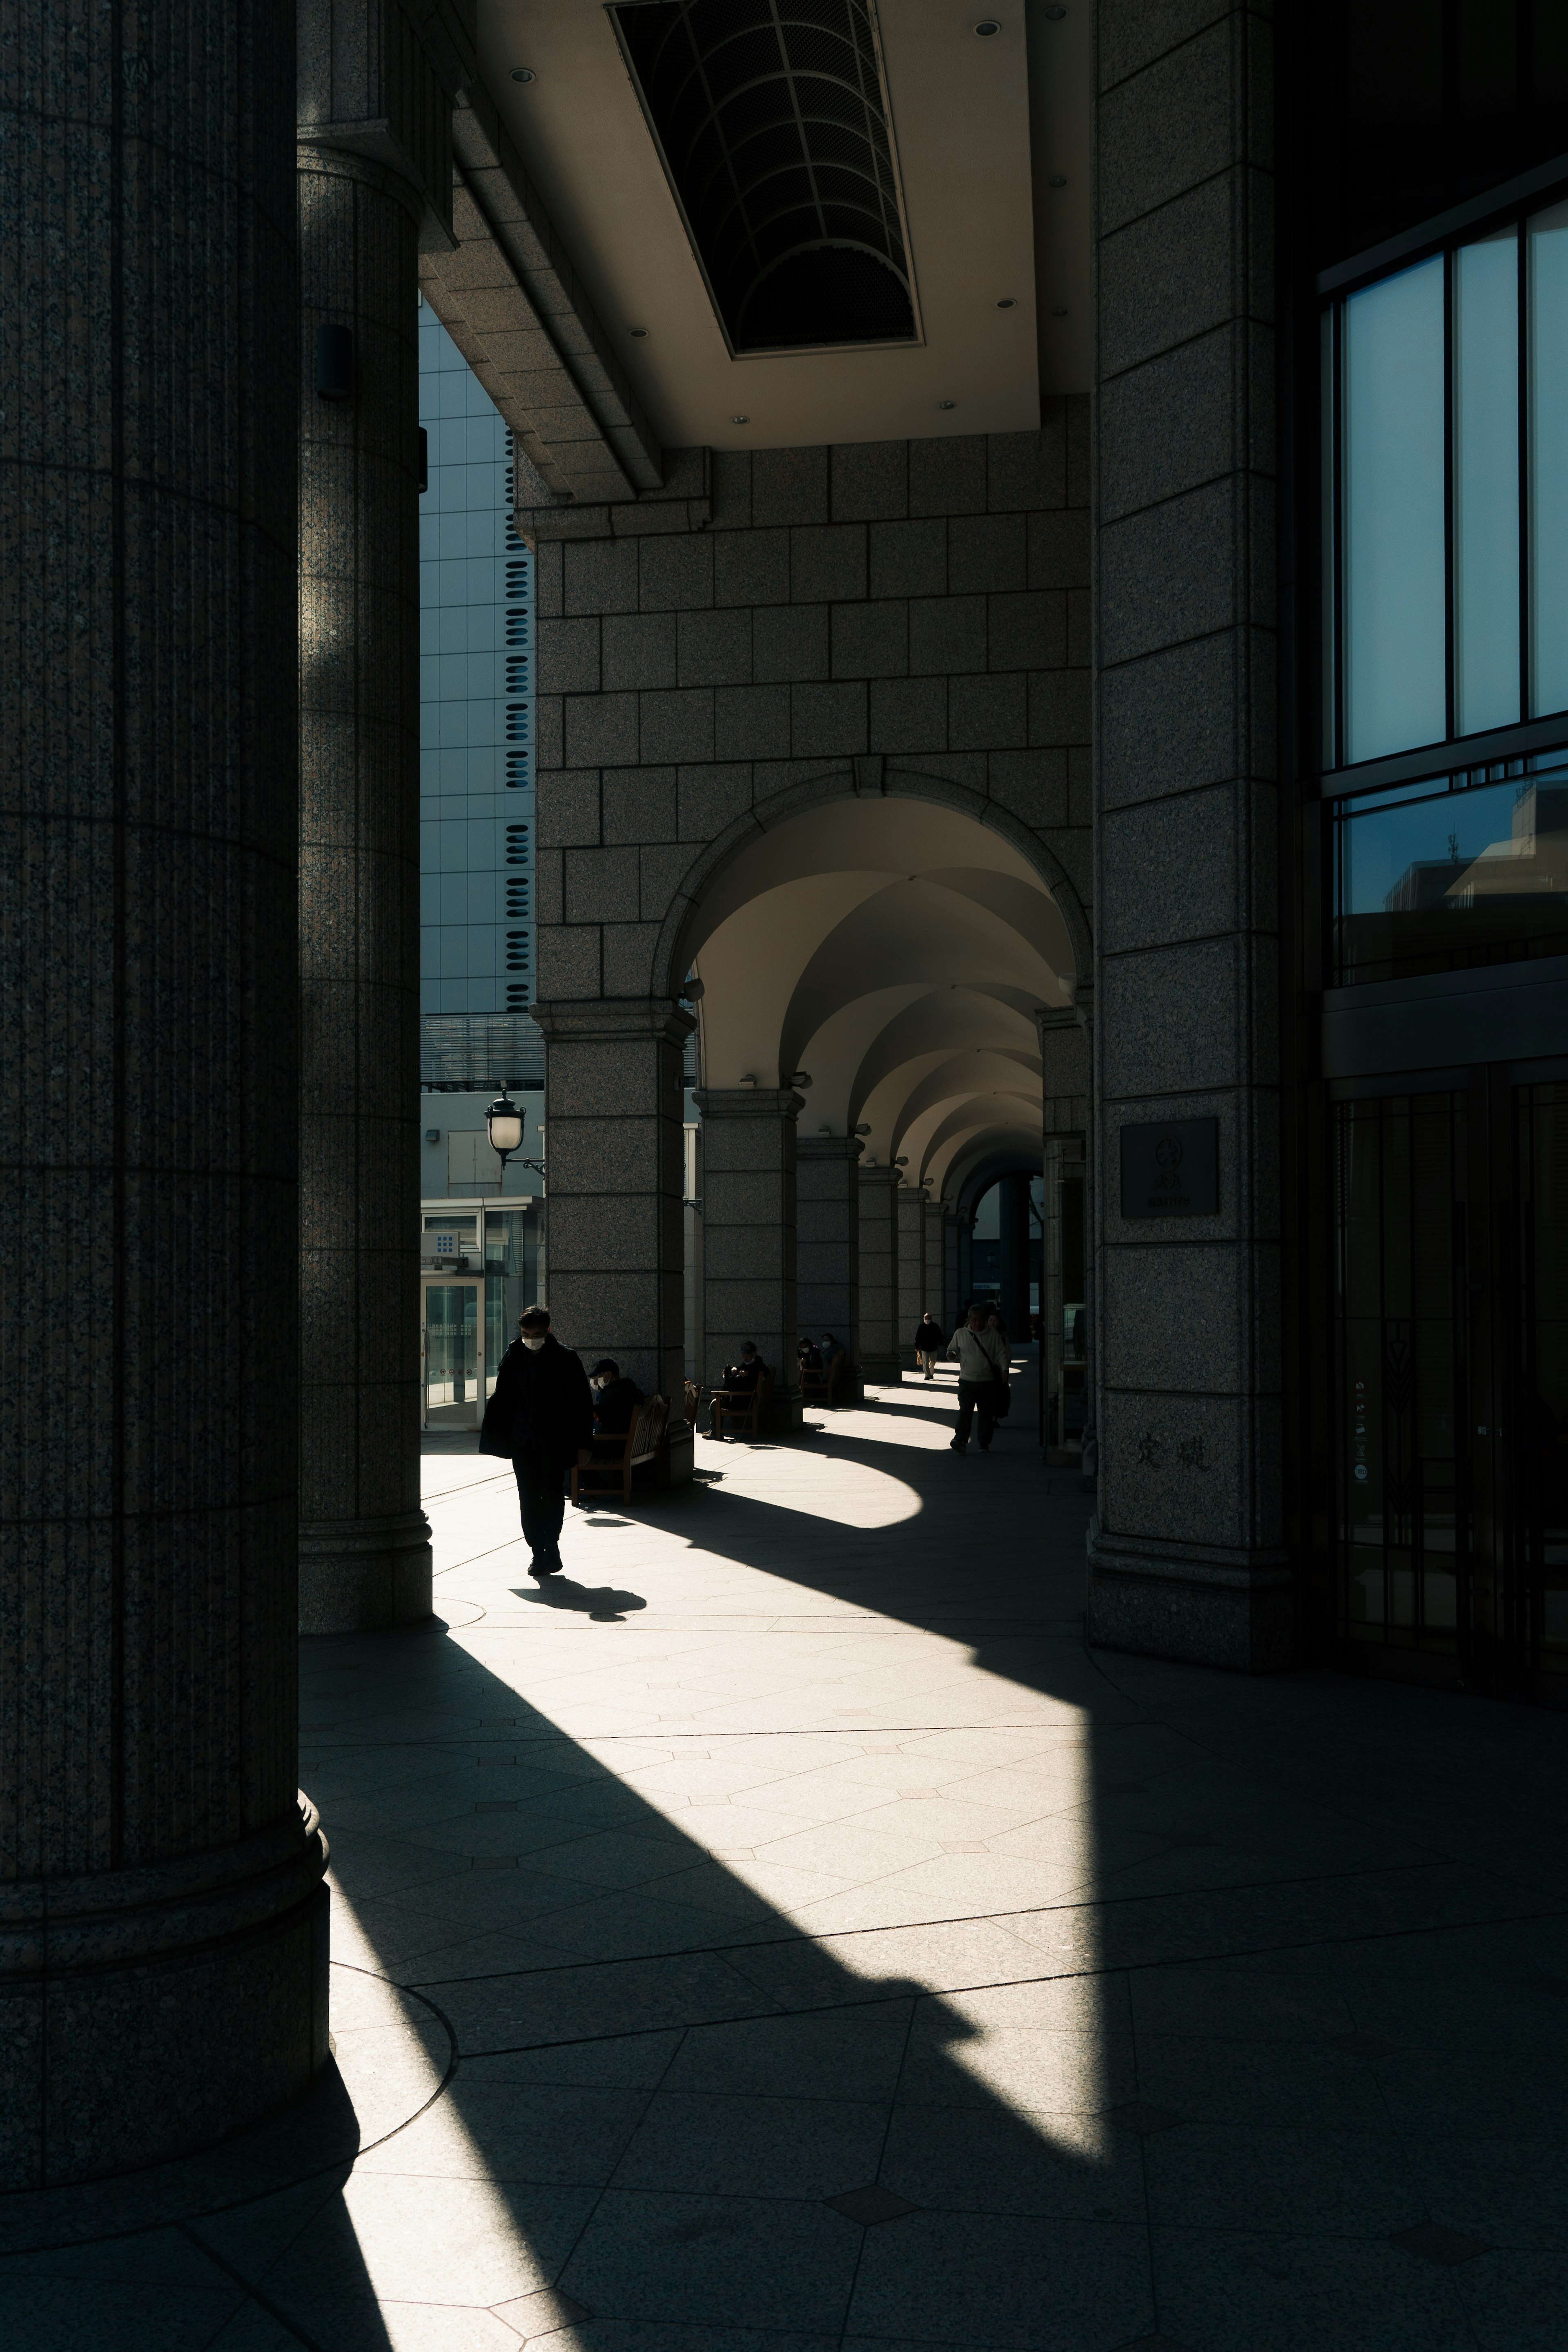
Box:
[796,1135,862,1372]
[895,1186,927,1373]
[857,1167,902,1383]
[296,0,457,1631]
[695,1089,803,1425]
[533,999,692,1401]
[1086,1,1289,1669]
[924,1203,946,1342]
[1,0,327,2185]
[942,1206,963,1331]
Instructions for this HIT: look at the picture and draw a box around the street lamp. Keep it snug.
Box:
[486,1085,524,1181]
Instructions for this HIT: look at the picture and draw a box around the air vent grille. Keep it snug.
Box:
[612,0,916,353]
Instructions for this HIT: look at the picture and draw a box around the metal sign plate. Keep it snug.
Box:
[1119,1117,1219,1218]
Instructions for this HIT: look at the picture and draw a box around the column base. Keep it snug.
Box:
[299,1511,433,1634]
[858,1354,903,1387]
[0,1802,330,2190]
[764,1385,803,1433]
[1085,1521,1295,1674]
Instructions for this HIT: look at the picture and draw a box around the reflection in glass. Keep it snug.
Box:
[424,1282,479,1415]
[484,1210,538,1397]
[1454,231,1520,737]
[1333,758,1568,983]
[1530,202,1568,717]
[1334,1094,1466,1652]
[1518,1083,1568,1666]
[1343,258,1446,763]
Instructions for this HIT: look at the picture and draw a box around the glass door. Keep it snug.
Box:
[422,1278,482,1427]
[1330,1076,1568,1700]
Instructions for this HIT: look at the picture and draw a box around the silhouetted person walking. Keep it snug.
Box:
[913,1311,947,1378]
[481,1306,594,1578]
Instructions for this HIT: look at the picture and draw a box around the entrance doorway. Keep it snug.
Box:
[1332,1075,1568,1700]
[421,1277,482,1428]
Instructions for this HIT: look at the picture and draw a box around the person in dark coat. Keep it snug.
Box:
[912,1312,947,1378]
[589,1358,644,1452]
[479,1306,595,1579]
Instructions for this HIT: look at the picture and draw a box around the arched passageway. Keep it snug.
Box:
[668,789,1080,1399]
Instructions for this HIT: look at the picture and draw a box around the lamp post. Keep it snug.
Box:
[486,1084,524,1180]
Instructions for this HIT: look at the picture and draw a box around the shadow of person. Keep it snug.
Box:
[512,1578,648,1623]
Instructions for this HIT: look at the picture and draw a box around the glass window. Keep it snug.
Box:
[1323,192,1568,770]
[1333,755,1568,983]
[1530,201,1568,716]
[1343,259,1447,763]
[1454,232,1520,735]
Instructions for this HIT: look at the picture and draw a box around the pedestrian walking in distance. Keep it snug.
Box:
[949,1305,1009,1453]
[480,1306,595,1579]
[913,1311,947,1379]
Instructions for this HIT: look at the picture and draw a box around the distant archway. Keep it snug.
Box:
[659,769,1084,1199]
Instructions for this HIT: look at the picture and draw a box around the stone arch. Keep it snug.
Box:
[652,762,1092,1005]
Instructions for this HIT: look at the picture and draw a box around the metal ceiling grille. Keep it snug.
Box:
[611,0,917,352]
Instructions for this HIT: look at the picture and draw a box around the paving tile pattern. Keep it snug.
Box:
[4,1366,1568,2348]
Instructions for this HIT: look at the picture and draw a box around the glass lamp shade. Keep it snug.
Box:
[487,1095,523,1155]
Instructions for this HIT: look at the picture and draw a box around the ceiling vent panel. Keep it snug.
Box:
[610,0,919,354]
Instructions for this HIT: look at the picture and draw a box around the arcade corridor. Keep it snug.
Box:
[3,1366,1565,2349]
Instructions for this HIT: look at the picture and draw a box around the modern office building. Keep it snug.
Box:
[417,305,544,1423]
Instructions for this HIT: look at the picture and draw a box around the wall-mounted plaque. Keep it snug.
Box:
[1119,1117,1219,1218]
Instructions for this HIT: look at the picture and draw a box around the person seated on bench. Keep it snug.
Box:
[708,1341,765,1438]
[589,1358,644,1457]
[797,1336,823,1375]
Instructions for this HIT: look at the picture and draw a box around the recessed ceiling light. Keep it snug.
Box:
[1048,175,1067,188]
[510,66,535,82]
[938,399,957,410]
[1051,306,1069,318]
[974,18,1001,31]
[731,414,749,424]
[1045,4,1067,17]
[996,298,1016,309]
[630,328,648,337]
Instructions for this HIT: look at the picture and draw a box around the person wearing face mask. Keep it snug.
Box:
[589,1358,644,1449]
[480,1306,595,1578]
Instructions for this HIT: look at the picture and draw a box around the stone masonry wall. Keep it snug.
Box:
[530,413,1092,1005]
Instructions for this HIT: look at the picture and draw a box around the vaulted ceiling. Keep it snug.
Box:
[684,798,1068,1199]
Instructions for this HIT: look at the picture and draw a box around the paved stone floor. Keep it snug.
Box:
[5,1360,1568,2349]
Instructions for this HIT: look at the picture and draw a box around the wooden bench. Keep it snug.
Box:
[571,1393,670,1506]
[711,1368,773,1439]
[801,1353,851,1407]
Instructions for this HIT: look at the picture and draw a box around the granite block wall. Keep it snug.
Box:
[858,1169,902,1384]
[897,1188,927,1371]
[529,418,1092,1011]
[1085,1,1291,1671]
[695,1089,802,1421]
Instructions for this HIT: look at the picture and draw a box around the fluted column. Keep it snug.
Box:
[1,0,327,2185]
[296,1,454,1630]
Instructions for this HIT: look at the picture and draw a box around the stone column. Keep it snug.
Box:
[533,1001,691,1401]
[1086,1,1288,1668]
[695,1088,803,1427]
[998,1171,1032,1338]
[797,1135,862,1371]
[942,1206,963,1330]
[857,1168,901,1383]
[924,1206,946,1341]
[896,1186,927,1375]
[296,1,456,1630]
[2,0,327,2186]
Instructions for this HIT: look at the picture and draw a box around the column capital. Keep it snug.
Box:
[695,1087,804,1120]
[297,0,462,243]
[796,1132,864,1162]
[532,996,694,1048]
